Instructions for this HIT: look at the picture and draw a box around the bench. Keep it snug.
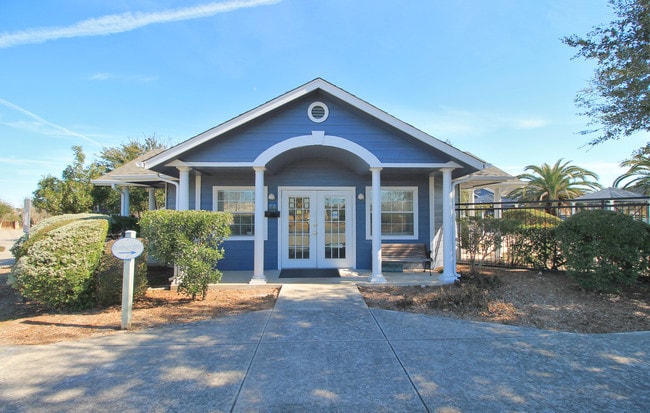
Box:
[381,243,432,273]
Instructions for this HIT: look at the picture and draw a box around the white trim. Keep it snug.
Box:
[212,186,268,241]
[254,132,381,167]
[382,161,462,169]
[142,78,487,171]
[365,186,419,241]
[307,101,329,123]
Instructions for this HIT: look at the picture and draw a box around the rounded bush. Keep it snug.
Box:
[11,216,109,309]
[94,239,149,307]
[556,209,650,291]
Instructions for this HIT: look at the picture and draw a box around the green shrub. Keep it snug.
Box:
[11,213,106,259]
[94,239,149,307]
[556,210,650,291]
[502,208,562,228]
[458,216,514,274]
[11,216,110,309]
[140,210,232,300]
[502,209,564,270]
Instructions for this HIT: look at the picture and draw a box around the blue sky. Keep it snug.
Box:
[1,0,648,207]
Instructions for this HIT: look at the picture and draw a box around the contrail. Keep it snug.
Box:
[0,98,104,147]
[0,0,280,48]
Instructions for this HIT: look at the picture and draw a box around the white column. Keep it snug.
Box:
[369,167,386,283]
[177,166,191,211]
[493,187,502,219]
[120,187,130,216]
[440,167,459,283]
[148,187,156,211]
[194,173,202,210]
[250,166,267,284]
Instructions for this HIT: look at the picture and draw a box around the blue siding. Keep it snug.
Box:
[196,161,434,271]
[181,92,450,164]
[160,90,456,271]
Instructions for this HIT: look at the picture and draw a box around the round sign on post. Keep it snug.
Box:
[112,231,143,330]
[112,237,144,259]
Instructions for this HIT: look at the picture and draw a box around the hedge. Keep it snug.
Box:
[556,209,650,291]
[11,215,109,309]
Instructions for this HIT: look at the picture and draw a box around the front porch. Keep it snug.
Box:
[165,268,447,288]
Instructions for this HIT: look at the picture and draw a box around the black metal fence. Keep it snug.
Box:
[455,197,650,269]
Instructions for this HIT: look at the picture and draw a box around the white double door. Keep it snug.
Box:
[280,188,354,269]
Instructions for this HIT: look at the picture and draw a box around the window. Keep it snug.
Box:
[213,187,263,239]
[366,187,418,239]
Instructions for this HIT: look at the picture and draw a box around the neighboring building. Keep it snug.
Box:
[98,79,498,284]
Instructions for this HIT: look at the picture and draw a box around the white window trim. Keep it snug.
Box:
[365,186,419,240]
[212,186,267,241]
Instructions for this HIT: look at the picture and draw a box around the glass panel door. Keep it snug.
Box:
[285,193,316,268]
[318,192,352,268]
[281,189,354,269]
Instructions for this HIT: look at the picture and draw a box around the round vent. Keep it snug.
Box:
[308,102,329,123]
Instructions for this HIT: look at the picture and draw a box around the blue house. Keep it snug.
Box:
[132,79,488,284]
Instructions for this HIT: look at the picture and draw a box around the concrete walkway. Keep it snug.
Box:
[0,228,23,268]
[1,283,649,412]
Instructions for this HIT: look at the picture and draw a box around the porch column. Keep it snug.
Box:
[493,187,502,219]
[250,166,267,284]
[177,166,191,211]
[369,167,386,283]
[440,167,459,283]
[194,173,202,210]
[120,187,130,216]
[148,187,156,211]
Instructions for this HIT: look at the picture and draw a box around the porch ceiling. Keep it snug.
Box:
[265,145,370,175]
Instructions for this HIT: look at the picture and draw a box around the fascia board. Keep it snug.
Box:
[143,78,487,171]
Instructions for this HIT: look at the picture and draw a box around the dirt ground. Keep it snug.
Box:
[1,266,649,345]
[360,266,650,334]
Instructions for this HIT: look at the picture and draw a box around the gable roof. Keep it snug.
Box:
[141,78,487,172]
[92,148,175,187]
[457,165,524,191]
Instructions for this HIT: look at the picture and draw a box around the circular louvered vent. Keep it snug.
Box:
[308,102,329,123]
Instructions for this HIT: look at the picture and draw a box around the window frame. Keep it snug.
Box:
[212,186,267,241]
[365,186,419,240]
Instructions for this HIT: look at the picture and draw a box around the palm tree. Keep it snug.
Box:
[509,159,603,202]
[614,144,650,195]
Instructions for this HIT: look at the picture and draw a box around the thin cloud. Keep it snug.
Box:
[89,72,158,83]
[0,98,103,146]
[0,0,280,48]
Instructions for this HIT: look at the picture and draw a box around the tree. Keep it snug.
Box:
[0,199,17,228]
[140,210,232,300]
[33,146,97,214]
[563,0,650,144]
[509,159,602,201]
[614,143,650,194]
[32,136,168,216]
[93,136,167,216]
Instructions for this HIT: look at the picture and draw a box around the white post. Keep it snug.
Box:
[493,187,502,219]
[194,173,202,210]
[177,166,191,211]
[22,198,31,236]
[440,167,459,283]
[250,167,267,284]
[369,167,386,283]
[120,187,130,217]
[121,230,137,330]
[148,187,156,211]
